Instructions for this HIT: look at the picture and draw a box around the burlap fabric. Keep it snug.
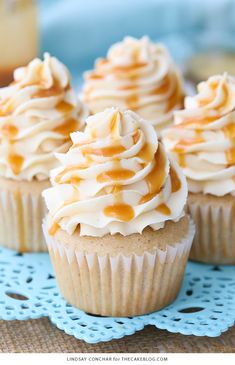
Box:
[0,318,234,352]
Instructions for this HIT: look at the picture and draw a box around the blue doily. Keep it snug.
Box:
[0,246,234,344]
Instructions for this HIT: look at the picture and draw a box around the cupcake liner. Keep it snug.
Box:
[43,219,195,317]
[187,195,235,264]
[0,187,48,252]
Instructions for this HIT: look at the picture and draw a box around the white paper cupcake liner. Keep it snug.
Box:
[0,188,47,252]
[187,196,235,264]
[43,219,195,317]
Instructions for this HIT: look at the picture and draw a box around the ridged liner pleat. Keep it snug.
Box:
[43,220,195,317]
[0,189,47,252]
[187,199,235,264]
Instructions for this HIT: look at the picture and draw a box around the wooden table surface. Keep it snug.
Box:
[0,318,234,353]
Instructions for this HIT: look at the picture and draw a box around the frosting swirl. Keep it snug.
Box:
[43,108,187,237]
[82,36,184,132]
[0,53,87,181]
[163,73,235,196]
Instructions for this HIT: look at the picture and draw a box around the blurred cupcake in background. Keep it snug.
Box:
[82,36,184,133]
[0,53,87,252]
[163,73,235,264]
[43,107,194,317]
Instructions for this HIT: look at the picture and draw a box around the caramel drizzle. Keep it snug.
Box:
[169,166,181,193]
[49,222,59,236]
[177,154,186,168]
[176,115,219,128]
[81,144,125,157]
[113,62,147,73]
[97,169,135,183]
[155,203,171,215]
[32,75,69,98]
[226,148,235,165]
[56,100,74,114]
[140,144,166,204]
[173,115,235,167]
[223,123,235,138]
[103,203,134,222]
[53,118,78,136]
[110,111,121,138]
[0,122,24,175]
[8,153,24,175]
[0,69,71,174]
[126,94,139,109]
[1,124,18,139]
[55,167,82,184]
[137,142,155,163]
[173,137,205,153]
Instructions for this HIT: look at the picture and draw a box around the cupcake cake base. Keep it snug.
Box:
[43,215,194,317]
[0,176,49,252]
[187,192,235,264]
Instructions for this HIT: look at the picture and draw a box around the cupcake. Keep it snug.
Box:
[0,53,87,252]
[42,107,194,316]
[163,73,235,264]
[82,36,184,133]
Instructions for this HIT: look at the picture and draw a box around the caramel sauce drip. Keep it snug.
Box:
[173,137,204,153]
[53,118,78,136]
[32,76,68,99]
[133,130,140,144]
[110,111,121,138]
[97,169,135,183]
[170,166,181,192]
[177,115,218,128]
[111,185,122,194]
[82,144,125,157]
[96,59,109,67]
[56,100,74,113]
[145,145,166,195]
[119,84,138,91]
[32,83,63,98]
[8,153,24,175]
[178,154,186,168]
[1,124,18,139]
[226,148,235,165]
[223,123,235,139]
[55,168,82,184]
[70,177,81,185]
[102,184,123,196]
[49,222,59,235]
[139,193,155,204]
[113,62,147,73]
[150,75,171,96]
[140,145,166,204]
[223,124,235,164]
[126,94,139,109]
[195,129,202,137]
[88,73,104,80]
[137,143,155,163]
[103,203,134,222]
[155,203,171,215]
[90,128,97,139]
